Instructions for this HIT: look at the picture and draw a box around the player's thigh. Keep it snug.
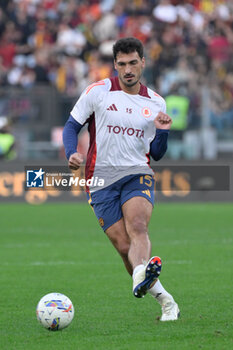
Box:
[87,185,123,232]
[122,196,153,231]
[121,174,154,230]
[105,217,130,254]
[88,198,121,232]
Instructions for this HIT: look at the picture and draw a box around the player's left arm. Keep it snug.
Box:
[150,111,172,161]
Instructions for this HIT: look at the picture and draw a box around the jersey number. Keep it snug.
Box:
[139,175,153,187]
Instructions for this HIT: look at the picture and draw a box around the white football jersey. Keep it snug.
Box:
[71,77,166,192]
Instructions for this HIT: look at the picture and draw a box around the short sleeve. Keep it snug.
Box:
[70,80,107,124]
[70,88,95,125]
[161,98,166,113]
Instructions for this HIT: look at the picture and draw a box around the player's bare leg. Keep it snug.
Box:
[122,196,152,268]
[121,196,179,320]
[105,218,133,275]
[121,197,160,297]
[105,196,179,320]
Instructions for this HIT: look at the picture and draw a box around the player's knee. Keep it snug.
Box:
[108,234,130,256]
[128,218,147,237]
[113,237,130,256]
[118,242,130,257]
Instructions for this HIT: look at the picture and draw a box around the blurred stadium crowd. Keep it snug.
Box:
[0,0,233,160]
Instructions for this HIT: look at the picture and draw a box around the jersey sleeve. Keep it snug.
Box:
[160,98,166,113]
[148,87,167,114]
[70,80,106,125]
[70,89,95,125]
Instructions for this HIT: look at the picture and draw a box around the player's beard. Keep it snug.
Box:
[123,79,138,87]
[121,73,141,88]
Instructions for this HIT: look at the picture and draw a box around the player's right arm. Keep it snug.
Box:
[63,82,98,169]
[62,115,84,170]
[63,80,107,169]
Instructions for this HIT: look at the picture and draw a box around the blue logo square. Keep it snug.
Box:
[26,168,45,188]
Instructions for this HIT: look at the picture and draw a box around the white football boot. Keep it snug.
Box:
[160,298,180,321]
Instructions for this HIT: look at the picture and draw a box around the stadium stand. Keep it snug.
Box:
[0,0,232,160]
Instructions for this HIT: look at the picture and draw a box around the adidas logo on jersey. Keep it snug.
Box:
[141,190,151,198]
[107,104,118,111]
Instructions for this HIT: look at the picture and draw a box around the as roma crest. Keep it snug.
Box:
[142,107,152,118]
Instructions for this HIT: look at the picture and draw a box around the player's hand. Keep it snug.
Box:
[154,111,172,130]
[68,152,84,170]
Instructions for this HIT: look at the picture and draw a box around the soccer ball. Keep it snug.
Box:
[36,292,74,331]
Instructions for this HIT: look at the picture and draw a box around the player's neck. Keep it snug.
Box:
[118,80,141,95]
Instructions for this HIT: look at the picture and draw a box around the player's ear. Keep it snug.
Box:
[142,57,145,68]
[114,60,117,70]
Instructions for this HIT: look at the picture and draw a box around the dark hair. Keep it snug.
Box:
[113,37,144,60]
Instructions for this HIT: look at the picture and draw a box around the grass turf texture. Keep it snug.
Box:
[0,203,232,350]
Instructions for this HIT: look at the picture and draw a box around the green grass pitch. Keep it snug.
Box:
[0,202,232,350]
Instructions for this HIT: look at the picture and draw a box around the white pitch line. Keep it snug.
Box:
[2,243,51,249]
[30,261,75,266]
[0,261,75,267]
[158,238,232,245]
[165,260,192,265]
[0,259,194,267]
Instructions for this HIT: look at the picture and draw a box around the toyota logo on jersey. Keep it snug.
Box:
[107,125,144,138]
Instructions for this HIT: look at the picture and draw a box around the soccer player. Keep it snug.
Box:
[63,37,180,321]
